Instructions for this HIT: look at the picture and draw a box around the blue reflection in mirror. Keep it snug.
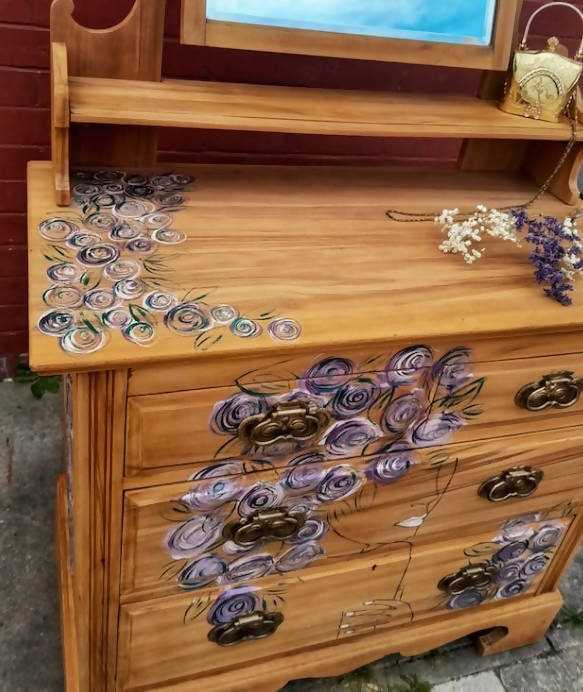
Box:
[206,0,497,46]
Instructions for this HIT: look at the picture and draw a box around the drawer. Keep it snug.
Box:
[121,426,583,600]
[125,348,583,479]
[118,516,570,691]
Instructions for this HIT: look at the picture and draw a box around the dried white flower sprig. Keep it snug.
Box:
[435,205,521,265]
[435,206,583,306]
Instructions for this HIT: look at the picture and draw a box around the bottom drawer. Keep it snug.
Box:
[117,511,573,690]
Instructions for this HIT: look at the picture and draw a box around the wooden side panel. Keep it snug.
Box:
[69,370,128,692]
[524,140,583,206]
[50,0,166,169]
[117,517,568,690]
[56,474,81,692]
[120,427,583,601]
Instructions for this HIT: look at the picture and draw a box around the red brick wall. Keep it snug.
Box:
[0,0,580,374]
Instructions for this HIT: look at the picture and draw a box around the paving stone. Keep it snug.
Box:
[385,637,551,686]
[0,383,64,692]
[547,623,583,652]
[499,647,583,692]
[558,547,583,612]
[433,671,506,692]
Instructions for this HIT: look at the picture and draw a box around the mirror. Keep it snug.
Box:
[206,0,497,47]
[182,0,519,70]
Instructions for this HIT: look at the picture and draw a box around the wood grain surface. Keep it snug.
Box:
[121,426,583,601]
[116,519,565,691]
[66,76,581,142]
[28,162,583,374]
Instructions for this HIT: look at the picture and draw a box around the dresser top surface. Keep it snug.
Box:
[27,161,583,373]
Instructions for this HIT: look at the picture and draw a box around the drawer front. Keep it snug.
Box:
[121,427,583,600]
[126,344,488,476]
[447,353,583,444]
[126,347,583,479]
[118,516,570,690]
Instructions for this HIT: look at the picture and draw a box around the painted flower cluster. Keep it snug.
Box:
[436,206,583,306]
[37,170,302,354]
[165,451,378,591]
[163,344,485,593]
[445,516,566,610]
[210,345,483,461]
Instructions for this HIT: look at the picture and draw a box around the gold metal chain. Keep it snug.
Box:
[386,110,578,223]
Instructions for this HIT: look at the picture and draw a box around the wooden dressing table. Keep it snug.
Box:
[29,1,583,690]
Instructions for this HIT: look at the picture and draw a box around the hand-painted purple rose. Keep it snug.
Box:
[432,347,473,392]
[331,378,380,420]
[180,476,243,510]
[224,553,275,583]
[189,459,247,481]
[323,419,381,457]
[207,586,260,626]
[165,514,222,559]
[286,518,328,544]
[179,553,227,590]
[286,495,321,517]
[237,482,284,517]
[500,516,539,542]
[316,464,366,503]
[493,540,528,564]
[303,357,354,395]
[380,391,426,435]
[275,541,324,573]
[494,561,522,585]
[529,525,564,553]
[496,578,530,599]
[520,554,549,578]
[410,413,464,447]
[280,454,326,494]
[446,589,485,610]
[210,393,268,436]
[366,447,416,484]
[385,345,434,386]
[222,541,255,556]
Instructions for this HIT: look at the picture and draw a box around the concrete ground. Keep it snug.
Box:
[1,381,582,692]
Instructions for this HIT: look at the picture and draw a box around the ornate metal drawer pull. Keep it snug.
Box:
[515,371,583,411]
[478,466,544,503]
[238,399,331,446]
[223,507,307,547]
[438,563,497,595]
[208,611,284,647]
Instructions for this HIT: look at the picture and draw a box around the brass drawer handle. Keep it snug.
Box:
[478,467,544,503]
[438,563,497,595]
[238,399,330,446]
[223,507,307,547]
[515,371,583,411]
[208,611,284,647]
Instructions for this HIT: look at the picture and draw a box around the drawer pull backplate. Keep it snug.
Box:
[515,371,583,411]
[478,466,544,503]
[438,563,497,595]
[208,611,284,646]
[223,507,307,546]
[238,399,331,446]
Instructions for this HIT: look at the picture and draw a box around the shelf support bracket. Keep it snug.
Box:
[51,42,70,206]
[50,0,167,177]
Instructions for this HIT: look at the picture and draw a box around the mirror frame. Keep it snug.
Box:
[181,0,520,70]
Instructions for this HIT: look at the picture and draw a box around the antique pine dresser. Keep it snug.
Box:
[28,1,583,691]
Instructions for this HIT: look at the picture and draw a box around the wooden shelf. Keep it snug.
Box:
[68,76,581,141]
